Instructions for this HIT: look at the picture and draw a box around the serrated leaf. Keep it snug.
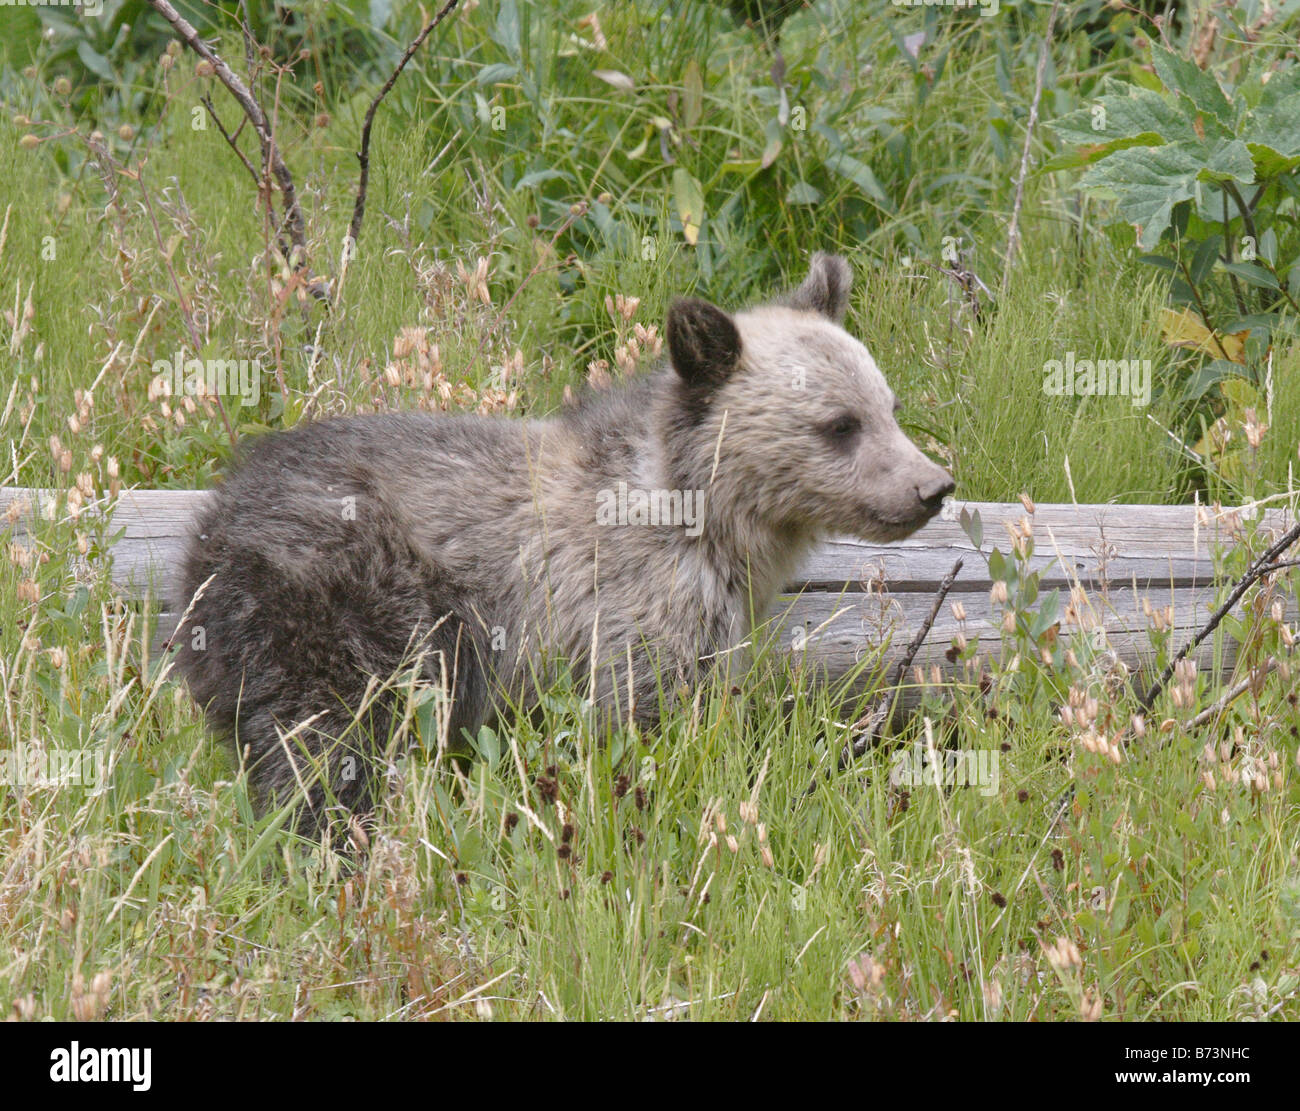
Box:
[1049,77,1198,149]
[1077,141,1247,250]
[1198,138,1256,185]
[1152,47,1234,126]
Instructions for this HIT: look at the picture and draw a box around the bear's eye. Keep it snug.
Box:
[822,414,861,443]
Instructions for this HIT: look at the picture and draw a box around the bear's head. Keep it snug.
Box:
[665,253,954,544]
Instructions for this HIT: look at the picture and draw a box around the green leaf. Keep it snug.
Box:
[682,59,703,131]
[1190,235,1221,286]
[1049,77,1199,150]
[491,0,522,61]
[1198,139,1256,186]
[672,167,705,246]
[1137,253,1178,273]
[784,182,823,205]
[1152,47,1234,127]
[823,152,892,210]
[761,117,783,169]
[477,62,518,86]
[1077,141,1250,250]
[1178,359,1248,403]
[1221,261,1280,290]
[516,168,569,190]
[76,41,115,83]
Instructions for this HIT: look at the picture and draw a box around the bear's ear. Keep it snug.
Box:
[666,297,742,392]
[783,252,852,321]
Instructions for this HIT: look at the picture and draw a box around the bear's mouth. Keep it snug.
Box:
[858,501,943,541]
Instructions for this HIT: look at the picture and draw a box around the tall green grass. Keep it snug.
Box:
[0,0,1298,1021]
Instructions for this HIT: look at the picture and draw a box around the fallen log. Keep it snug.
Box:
[2,487,1295,692]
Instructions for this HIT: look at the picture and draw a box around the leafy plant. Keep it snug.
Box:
[1049,44,1300,492]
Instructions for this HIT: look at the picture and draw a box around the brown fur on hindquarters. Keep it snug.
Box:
[174,253,954,837]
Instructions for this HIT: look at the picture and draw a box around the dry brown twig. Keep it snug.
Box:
[348,0,463,254]
[840,556,965,770]
[1138,521,1300,710]
[144,0,461,301]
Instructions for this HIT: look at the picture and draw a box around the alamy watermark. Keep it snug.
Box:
[596,481,706,537]
[1042,352,1152,408]
[891,0,999,17]
[890,744,1000,797]
[151,350,261,407]
[0,744,106,790]
[2,0,103,16]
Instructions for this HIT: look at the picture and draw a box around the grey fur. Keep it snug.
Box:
[174,255,954,835]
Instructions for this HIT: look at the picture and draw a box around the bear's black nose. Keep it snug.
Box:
[917,474,955,512]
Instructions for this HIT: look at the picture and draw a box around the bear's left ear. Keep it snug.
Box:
[666,297,742,393]
[782,252,852,321]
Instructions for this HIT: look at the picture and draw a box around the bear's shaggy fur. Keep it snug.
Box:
[175,254,954,834]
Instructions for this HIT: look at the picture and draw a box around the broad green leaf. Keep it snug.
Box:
[1077,141,1250,249]
[1199,139,1256,186]
[1049,78,1198,149]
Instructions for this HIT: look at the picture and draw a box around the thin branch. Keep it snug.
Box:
[1002,0,1061,298]
[348,0,461,253]
[1176,254,1234,361]
[1187,659,1278,730]
[201,93,259,183]
[840,556,965,768]
[145,0,309,268]
[1138,522,1300,709]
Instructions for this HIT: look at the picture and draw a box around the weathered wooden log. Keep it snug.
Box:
[2,487,1296,691]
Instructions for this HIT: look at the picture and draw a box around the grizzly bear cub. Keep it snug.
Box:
[175,254,953,835]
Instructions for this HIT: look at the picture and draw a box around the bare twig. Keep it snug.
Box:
[840,556,965,768]
[1002,0,1061,297]
[1138,522,1300,710]
[200,94,259,183]
[146,0,309,271]
[1188,660,1278,730]
[348,0,461,253]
